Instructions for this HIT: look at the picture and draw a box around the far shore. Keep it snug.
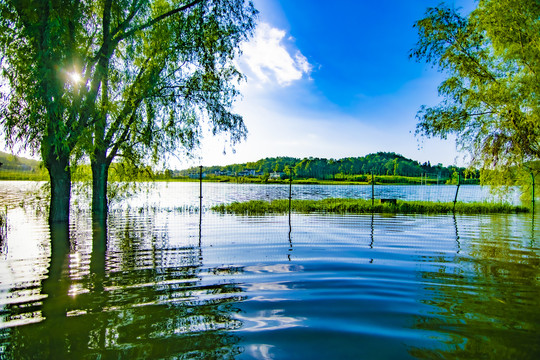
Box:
[0,174,479,186]
[153,175,476,186]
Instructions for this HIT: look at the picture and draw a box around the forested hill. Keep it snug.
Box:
[179,152,476,181]
[0,151,41,172]
[0,151,48,180]
[0,151,475,183]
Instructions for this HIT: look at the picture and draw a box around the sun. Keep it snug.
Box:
[68,71,82,83]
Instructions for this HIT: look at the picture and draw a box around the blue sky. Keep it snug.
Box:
[190,0,477,168]
[0,0,476,168]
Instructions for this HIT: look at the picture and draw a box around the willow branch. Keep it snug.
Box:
[114,0,204,42]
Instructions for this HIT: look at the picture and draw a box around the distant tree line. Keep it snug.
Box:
[178,152,478,182]
[0,151,48,180]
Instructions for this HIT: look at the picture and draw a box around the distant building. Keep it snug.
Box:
[237,169,257,177]
[270,171,284,179]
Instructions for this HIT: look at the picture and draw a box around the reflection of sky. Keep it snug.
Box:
[245,344,275,360]
[234,309,306,332]
[245,264,303,274]
[0,207,49,329]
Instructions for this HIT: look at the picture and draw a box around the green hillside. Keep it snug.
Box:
[0,151,479,184]
[177,152,478,184]
[0,151,48,180]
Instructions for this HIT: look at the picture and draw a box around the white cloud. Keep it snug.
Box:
[180,82,463,169]
[240,23,312,87]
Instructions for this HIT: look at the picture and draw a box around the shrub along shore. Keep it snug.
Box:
[162,174,473,185]
[211,198,530,215]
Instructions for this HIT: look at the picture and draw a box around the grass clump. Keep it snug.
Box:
[211,198,530,215]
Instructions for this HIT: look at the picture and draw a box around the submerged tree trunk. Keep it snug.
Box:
[46,152,72,224]
[91,152,110,220]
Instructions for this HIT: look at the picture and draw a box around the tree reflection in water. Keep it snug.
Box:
[3,211,245,359]
[409,214,540,359]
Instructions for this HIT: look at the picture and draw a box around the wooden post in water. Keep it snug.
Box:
[453,173,461,212]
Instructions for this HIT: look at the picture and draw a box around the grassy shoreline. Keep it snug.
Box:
[211,198,529,215]
[0,172,49,181]
[157,176,473,186]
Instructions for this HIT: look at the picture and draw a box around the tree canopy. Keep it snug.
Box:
[411,0,540,172]
[0,0,257,221]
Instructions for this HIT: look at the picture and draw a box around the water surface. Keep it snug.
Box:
[0,181,538,359]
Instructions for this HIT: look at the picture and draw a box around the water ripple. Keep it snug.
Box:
[1,182,539,359]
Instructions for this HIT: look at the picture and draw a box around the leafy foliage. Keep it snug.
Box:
[411,0,540,171]
[0,0,257,219]
[0,0,255,160]
[80,0,257,168]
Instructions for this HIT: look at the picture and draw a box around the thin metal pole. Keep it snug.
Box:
[289,176,293,218]
[288,176,293,248]
[532,172,535,209]
[371,173,375,206]
[453,173,460,212]
[199,165,203,242]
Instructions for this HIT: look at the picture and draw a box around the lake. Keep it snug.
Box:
[0,181,539,359]
[100,181,522,211]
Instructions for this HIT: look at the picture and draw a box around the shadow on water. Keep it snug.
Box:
[1,212,246,359]
[409,214,540,359]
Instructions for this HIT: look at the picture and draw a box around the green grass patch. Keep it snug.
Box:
[211,198,529,215]
[0,170,49,181]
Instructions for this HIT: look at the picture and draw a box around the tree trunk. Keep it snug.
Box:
[47,152,72,224]
[91,152,109,220]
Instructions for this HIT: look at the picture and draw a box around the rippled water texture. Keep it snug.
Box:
[0,181,539,359]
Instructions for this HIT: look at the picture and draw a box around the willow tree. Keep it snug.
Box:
[0,0,256,222]
[1,1,85,223]
[411,0,540,186]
